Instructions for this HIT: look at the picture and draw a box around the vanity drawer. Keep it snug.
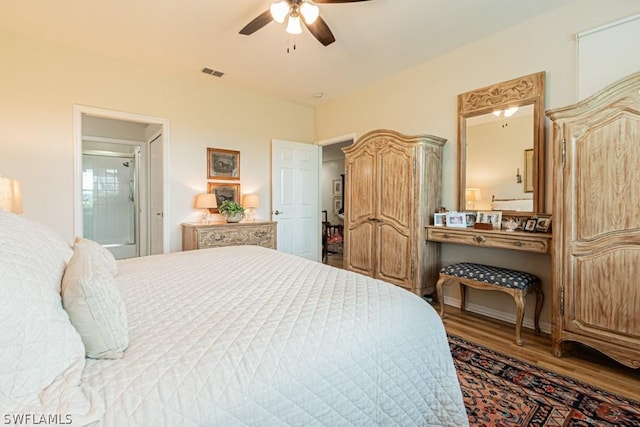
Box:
[426,226,550,254]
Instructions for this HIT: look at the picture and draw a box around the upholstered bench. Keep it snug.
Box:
[436,262,543,346]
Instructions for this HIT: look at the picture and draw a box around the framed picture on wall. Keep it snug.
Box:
[333,197,343,214]
[207,182,240,213]
[332,179,342,196]
[207,148,240,180]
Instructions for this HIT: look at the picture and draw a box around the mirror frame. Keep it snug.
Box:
[457,71,546,216]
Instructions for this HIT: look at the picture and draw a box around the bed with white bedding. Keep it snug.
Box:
[1,210,468,426]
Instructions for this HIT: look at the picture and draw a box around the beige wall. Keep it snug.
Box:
[0,31,314,251]
[314,0,640,331]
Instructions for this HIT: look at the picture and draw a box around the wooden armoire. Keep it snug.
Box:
[547,71,640,368]
[342,129,446,296]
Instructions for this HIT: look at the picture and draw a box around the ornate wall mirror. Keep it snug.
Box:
[457,71,545,216]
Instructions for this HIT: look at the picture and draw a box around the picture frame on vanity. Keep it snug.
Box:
[207,148,240,180]
[476,210,502,230]
[464,212,477,227]
[433,213,447,226]
[207,182,240,213]
[535,214,552,233]
[445,211,467,228]
[524,218,537,232]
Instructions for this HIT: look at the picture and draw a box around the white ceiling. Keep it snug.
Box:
[1,0,574,106]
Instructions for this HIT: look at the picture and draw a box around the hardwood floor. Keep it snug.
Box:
[325,253,343,269]
[438,305,640,402]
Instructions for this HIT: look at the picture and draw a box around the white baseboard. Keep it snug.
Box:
[443,296,551,334]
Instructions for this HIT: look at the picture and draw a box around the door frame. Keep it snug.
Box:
[73,105,170,254]
[317,133,356,261]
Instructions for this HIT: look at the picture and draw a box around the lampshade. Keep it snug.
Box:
[300,2,319,24]
[270,0,289,23]
[286,14,302,34]
[0,176,23,214]
[242,193,261,209]
[195,193,218,209]
[465,188,481,202]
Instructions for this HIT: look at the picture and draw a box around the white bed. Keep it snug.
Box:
[1,210,468,426]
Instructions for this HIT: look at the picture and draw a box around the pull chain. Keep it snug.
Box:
[286,38,297,54]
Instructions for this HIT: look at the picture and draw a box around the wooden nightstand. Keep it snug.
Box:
[182,221,277,251]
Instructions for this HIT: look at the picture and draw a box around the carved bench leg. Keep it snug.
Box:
[459,282,466,312]
[534,285,544,334]
[514,290,526,346]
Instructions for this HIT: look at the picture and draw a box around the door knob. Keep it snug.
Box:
[274,210,284,215]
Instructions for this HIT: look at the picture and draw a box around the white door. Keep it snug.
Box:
[271,139,320,261]
[149,133,164,255]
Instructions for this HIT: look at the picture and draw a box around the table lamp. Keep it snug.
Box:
[242,193,260,223]
[195,193,218,224]
[465,188,481,210]
[0,176,23,214]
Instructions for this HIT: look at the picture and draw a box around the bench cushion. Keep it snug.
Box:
[440,262,539,290]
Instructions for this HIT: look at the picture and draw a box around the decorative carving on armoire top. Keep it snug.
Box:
[460,75,539,113]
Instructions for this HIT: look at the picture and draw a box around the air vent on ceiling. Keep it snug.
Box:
[202,67,224,78]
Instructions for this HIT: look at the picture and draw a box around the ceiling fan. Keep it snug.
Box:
[239,0,371,47]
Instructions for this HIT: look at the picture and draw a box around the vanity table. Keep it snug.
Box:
[426,226,551,254]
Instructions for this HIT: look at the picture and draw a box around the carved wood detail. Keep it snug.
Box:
[182,221,277,251]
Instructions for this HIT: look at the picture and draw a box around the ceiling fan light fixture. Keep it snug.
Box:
[270,1,289,23]
[286,14,303,35]
[503,106,519,117]
[300,2,319,25]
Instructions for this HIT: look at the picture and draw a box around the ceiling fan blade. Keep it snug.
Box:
[239,9,273,35]
[304,16,336,46]
[312,0,372,3]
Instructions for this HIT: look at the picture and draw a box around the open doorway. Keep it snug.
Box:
[74,106,169,259]
[319,134,355,269]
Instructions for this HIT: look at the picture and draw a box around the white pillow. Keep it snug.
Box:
[0,210,102,422]
[74,236,118,276]
[62,242,129,359]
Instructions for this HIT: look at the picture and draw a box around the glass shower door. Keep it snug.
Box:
[82,148,139,259]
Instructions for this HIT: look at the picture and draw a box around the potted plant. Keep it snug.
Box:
[218,200,245,223]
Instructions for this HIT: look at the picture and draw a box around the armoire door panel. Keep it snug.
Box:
[569,249,640,337]
[346,222,374,273]
[378,146,413,228]
[574,114,640,239]
[377,223,411,285]
[347,152,375,221]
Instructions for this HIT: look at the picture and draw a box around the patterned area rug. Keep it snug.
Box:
[449,334,640,427]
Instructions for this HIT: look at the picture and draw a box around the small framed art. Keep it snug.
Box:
[476,211,502,230]
[535,215,552,233]
[523,218,537,232]
[445,211,467,228]
[207,148,240,180]
[207,182,240,213]
[332,179,342,196]
[433,213,447,226]
[333,197,343,214]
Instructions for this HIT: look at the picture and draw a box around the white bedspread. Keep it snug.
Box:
[82,246,467,426]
